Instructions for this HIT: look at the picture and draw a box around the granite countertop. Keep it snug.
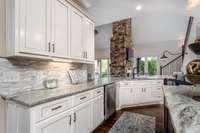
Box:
[7,77,123,107]
[164,85,200,133]
[109,112,156,133]
[2,75,173,107]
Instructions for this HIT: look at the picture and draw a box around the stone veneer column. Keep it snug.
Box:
[110,18,134,77]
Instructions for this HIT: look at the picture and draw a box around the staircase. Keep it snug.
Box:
[160,55,183,75]
[160,16,194,76]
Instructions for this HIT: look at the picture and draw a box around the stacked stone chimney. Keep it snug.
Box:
[110,18,134,77]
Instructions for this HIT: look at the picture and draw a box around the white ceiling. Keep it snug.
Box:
[87,0,191,26]
[88,0,200,50]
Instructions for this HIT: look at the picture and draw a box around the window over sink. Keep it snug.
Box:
[137,56,158,76]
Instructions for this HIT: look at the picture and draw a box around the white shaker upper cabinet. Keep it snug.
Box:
[19,0,51,56]
[83,18,95,61]
[70,7,84,59]
[51,0,69,58]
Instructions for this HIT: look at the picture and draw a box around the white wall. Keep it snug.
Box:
[95,23,112,59]
[95,14,187,62]
[133,14,188,45]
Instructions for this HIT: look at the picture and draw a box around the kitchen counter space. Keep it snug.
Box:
[3,75,173,107]
[164,85,200,133]
[7,77,122,107]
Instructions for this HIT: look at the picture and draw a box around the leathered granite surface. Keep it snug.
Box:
[4,76,172,107]
[109,112,156,133]
[164,85,200,133]
[8,77,121,107]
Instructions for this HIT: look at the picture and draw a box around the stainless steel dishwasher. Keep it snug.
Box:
[104,83,116,120]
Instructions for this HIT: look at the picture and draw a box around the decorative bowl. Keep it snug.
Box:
[188,42,200,55]
[186,59,200,84]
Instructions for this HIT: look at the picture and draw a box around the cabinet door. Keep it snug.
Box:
[132,87,142,105]
[120,87,133,106]
[92,96,104,130]
[35,111,72,133]
[70,7,84,59]
[150,86,163,103]
[19,0,51,55]
[73,101,92,133]
[51,0,69,58]
[141,87,151,103]
[83,18,95,60]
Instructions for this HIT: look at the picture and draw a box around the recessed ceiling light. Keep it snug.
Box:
[136,5,143,11]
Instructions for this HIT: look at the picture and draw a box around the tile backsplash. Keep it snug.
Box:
[0,58,92,96]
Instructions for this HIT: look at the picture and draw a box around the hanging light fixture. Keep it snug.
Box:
[188,0,200,9]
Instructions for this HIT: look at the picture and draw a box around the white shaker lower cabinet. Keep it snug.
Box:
[118,80,164,109]
[119,87,133,106]
[73,101,92,133]
[7,87,104,133]
[35,110,73,133]
[92,96,104,130]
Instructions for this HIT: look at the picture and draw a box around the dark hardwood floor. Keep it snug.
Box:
[93,105,164,133]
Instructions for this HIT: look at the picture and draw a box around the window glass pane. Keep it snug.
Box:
[147,57,158,75]
[100,59,109,77]
[139,57,145,75]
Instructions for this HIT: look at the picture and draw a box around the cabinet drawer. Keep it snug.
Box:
[152,87,163,93]
[34,97,73,123]
[152,95,163,102]
[74,91,92,106]
[119,82,134,87]
[93,87,104,97]
[42,101,71,119]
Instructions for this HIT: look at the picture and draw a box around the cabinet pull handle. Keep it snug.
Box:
[51,105,62,111]
[52,44,55,53]
[97,91,101,94]
[48,42,51,52]
[80,96,87,100]
[86,52,87,59]
[83,52,85,58]
[74,113,76,123]
[69,115,72,125]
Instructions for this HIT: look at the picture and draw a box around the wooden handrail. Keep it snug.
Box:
[160,55,182,75]
[160,55,182,69]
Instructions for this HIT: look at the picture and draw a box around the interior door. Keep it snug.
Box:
[35,111,72,133]
[83,18,95,60]
[51,0,69,58]
[70,7,84,59]
[73,101,92,133]
[19,0,50,55]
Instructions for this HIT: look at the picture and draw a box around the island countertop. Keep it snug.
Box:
[164,85,200,133]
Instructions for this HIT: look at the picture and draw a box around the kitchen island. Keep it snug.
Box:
[164,85,200,133]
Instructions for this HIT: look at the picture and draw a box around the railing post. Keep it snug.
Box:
[160,66,163,75]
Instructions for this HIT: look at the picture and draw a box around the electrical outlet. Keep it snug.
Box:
[1,71,20,82]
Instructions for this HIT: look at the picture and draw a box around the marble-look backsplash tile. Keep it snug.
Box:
[0,58,89,96]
